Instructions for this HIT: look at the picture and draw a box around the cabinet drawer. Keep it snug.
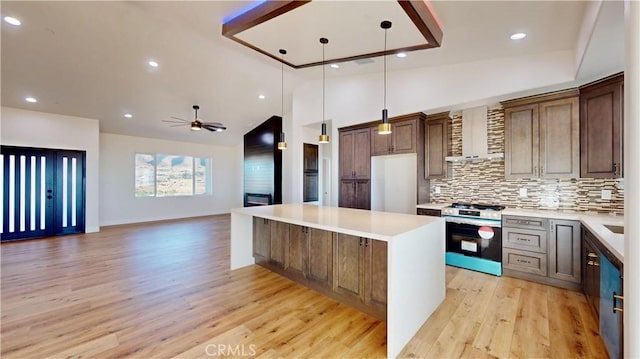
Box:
[503,215,548,230]
[503,228,547,253]
[503,248,547,276]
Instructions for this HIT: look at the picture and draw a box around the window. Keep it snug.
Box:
[135,153,211,197]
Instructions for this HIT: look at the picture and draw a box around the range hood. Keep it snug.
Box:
[445,106,504,162]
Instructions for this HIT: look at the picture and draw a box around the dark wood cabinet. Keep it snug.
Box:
[303,143,319,202]
[424,112,449,179]
[503,90,579,179]
[339,128,370,180]
[333,233,387,313]
[287,224,307,277]
[579,73,624,178]
[371,118,417,156]
[269,220,288,268]
[548,219,581,284]
[252,217,271,263]
[307,228,333,286]
[416,208,441,217]
[338,179,370,210]
[582,227,601,316]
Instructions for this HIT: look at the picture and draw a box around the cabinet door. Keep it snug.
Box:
[307,228,333,286]
[580,78,623,178]
[354,129,371,179]
[287,225,307,277]
[339,131,356,179]
[339,180,355,208]
[333,233,364,301]
[582,231,601,316]
[599,254,622,359]
[548,220,581,283]
[391,119,417,154]
[364,239,387,310]
[252,217,270,262]
[539,97,580,178]
[505,104,539,179]
[354,180,370,210]
[370,126,391,156]
[425,116,448,179]
[269,221,288,268]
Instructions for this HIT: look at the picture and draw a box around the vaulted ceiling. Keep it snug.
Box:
[1,1,624,146]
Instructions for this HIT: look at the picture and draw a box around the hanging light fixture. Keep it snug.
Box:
[378,20,392,135]
[319,37,330,144]
[277,49,288,150]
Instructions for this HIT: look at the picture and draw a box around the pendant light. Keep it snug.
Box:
[318,37,330,144]
[378,20,392,135]
[277,49,288,150]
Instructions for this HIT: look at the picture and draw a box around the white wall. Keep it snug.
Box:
[371,154,417,215]
[99,133,241,226]
[1,107,101,232]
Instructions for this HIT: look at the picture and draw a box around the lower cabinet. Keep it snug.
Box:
[582,228,601,315]
[502,215,581,290]
[416,208,442,217]
[252,218,387,319]
[333,233,388,313]
[339,179,370,210]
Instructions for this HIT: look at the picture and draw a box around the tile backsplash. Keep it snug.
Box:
[429,108,624,215]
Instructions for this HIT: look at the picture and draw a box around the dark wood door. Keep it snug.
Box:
[269,220,288,268]
[504,104,539,179]
[303,143,319,202]
[583,230,601,316]
[539,97,579,178]
[579,74,623,178]
[307,228,332,286]
[425,115,448,179]
[548,220,581,283]
[333,233,363,301]
[391,119,417,154]
[354,180,371,210]
[364,239,387,311]
[339,180,355,208]
[287,224,307,277]
[353,129,371,179]
[252,217,270,262]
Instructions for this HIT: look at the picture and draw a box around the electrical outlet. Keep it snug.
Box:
[435,186,441,194]
[519,188,527,197]
[601,189,612,200]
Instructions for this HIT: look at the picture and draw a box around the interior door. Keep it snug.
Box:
[1,146,86,241]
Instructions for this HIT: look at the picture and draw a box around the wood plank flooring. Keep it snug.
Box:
[1,215,607,358]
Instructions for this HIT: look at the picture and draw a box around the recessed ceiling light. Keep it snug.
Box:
[3,16,21,26]
[25,96,37,103]
[123,113,133,118]
[510,32,527,40]
[258,94,265,99]
[148,60,159,67]
[396,52,407,58]
[330,64,339,69]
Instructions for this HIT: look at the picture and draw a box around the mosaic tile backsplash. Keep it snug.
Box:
[429,108,625,215]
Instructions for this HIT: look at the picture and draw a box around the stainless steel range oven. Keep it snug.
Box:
[442,203,505,276]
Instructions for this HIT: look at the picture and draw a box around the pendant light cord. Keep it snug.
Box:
[281,54,284,118]
[322,42,326,125]
[383,27,387,110]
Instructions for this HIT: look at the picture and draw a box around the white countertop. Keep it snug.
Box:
[233,204,442,242]
[502,208,624,262]
[416,203,450,210]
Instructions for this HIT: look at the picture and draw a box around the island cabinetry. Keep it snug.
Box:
[307,227,333,286]
[371,118,417,156]
[269,220,288,269]
[502,89,579,179]
[333,233,387,315]
[582,227,601,316]
[579,72,624,178]
[252,217,271,263]
[287,224,308,277]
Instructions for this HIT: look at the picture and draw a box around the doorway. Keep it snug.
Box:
[1,146,86,241]
[303,143,318,202]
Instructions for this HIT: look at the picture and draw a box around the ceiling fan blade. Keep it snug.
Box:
[169,123,190,127]
[169,116,188,122]
[203,122,224,127]
[163,119,188,124]
[202,124,226,132]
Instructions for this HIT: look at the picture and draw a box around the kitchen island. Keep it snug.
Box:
[230,204,445,358]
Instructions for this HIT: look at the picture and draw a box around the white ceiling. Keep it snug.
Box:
[0,1,623,146]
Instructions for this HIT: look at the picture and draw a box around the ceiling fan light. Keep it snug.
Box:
[191,121,202,131]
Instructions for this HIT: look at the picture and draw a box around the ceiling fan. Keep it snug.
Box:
[163,105,226,132]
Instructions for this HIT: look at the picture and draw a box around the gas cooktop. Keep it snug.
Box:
[442,203,505,220]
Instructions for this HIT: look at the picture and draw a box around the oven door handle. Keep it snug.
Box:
[445,217,502,228]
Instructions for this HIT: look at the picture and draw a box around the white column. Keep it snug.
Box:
[624,0,639,357]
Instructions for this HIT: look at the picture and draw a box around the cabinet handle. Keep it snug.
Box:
[516,259,531,264]
[517,237,529,242]
[550,220,554,233]
[359,238,363,246]
[587,252,598,258]
[587,260,600,266]
[613,292,623,313]
[365,239,369,247]
[613,163,618,176]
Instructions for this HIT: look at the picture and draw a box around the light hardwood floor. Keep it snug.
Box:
[1,215,607,358]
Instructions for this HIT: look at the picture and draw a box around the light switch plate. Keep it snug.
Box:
[519,188,527,197]
[601,189,612,200]
[435,186,441,194]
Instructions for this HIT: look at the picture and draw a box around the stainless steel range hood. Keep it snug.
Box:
[445,106,504,162]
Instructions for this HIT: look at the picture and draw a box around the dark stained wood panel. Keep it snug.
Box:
[287,224,306,276]
[308,228,333,285]
[539,97,579,178]
[365,239,387,310]
[333,233,363,300]
[505,104,538,179]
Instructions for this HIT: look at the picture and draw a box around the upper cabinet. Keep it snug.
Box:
[370,117,418,156]
[503,89,580,179]
[339,128,370,180]
[579,73,624,178]
[424,112,450,179]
